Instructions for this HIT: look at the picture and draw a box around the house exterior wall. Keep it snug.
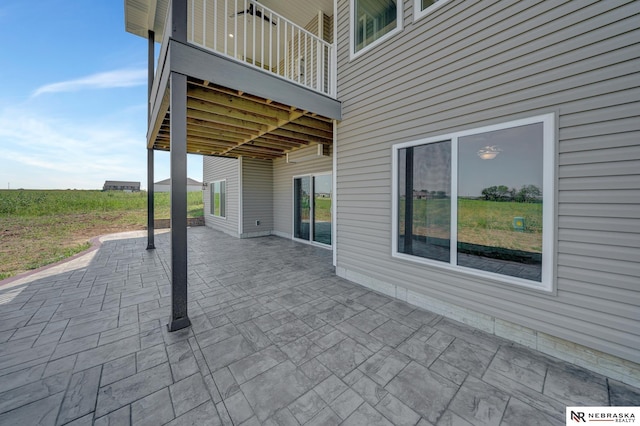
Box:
[203,148,333,239]
[273,145,333,238]
[203,156,240,237]
[241,158,274,238]
[334,0,640,383]
[154,184,202,192]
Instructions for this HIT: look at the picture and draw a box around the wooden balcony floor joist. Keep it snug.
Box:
[151,78,333,159]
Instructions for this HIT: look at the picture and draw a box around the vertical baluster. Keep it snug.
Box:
[304,34,308,87]
[224,0,227,55]
[252,0,255,65]
[316,40,321,91]
[240,0,244,60]
[203,0,207,47]
[290,25,298,81]
[269,12,273,71]
[233,0,237,58]
[276,18,280,76]
[213,0,217,51]
[190,0,195,42]
[296,27,300,84]
[283,21,289,78]
[260,6,264,68]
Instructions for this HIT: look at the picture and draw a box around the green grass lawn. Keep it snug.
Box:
[314,197,332,222]
[0,190,204,279]
[400,198,543,253]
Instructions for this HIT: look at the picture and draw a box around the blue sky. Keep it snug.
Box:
[0,1,203,190]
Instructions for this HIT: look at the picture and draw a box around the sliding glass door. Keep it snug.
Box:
[294,173,332,246]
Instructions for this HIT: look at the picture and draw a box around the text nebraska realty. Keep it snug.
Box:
[571,411,636,423]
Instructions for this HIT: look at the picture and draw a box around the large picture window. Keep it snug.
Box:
[351,0,401,57]
[393,115,555,290]
[210,180,226,218]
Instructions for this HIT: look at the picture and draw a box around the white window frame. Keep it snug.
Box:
[350,0,403,60]
[391,114,556,292]
[210,179,226,219]
[413,0,451,22]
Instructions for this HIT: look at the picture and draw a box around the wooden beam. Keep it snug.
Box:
[149,92,170,149]
[188,86,292,123]
[219,109,305,156]
[270,127,328,143]
[187,118,259,138]
[188,80,294,113]
[188,128,247,144]
[187,99,279,127]
[294,115,335,132]
[280,122,333,140]
[187,108,268,133]
[258,133,311,146]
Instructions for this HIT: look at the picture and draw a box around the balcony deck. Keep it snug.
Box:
[0,227,637,424]
[144,0,340,159]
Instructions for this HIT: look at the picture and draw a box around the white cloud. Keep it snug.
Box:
[0,107,147,189]
[0,107,203,190]
[32,69,147,97]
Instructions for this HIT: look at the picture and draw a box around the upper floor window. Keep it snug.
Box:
[392,114,555,291]
[351,0,402,58]
[414,0,451,21]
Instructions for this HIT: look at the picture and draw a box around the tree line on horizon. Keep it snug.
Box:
[480,184,542,203]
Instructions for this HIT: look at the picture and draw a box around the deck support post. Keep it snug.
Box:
[168,0,191,332]
[146,30,156,251]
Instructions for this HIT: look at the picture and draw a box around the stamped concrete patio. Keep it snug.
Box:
[0,226,638,425]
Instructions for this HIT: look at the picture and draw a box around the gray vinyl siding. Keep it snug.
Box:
[241,158,274,236]
[203,156,239,237]
[335,0,640,364]
[273,145,333,238]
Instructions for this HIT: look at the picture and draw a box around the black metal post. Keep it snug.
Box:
[168,0,190,332]
[147,30,156,250]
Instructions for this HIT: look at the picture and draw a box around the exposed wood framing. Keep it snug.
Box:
[150,78,333,159]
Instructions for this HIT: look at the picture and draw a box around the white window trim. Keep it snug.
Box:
[350,0,403,60]
[209,179,227,219]
[391,114,556,292]
[413,0,451,22]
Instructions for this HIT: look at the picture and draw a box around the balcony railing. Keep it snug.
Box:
[185,0,335,97]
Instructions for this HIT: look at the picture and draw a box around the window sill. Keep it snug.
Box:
[392,251,554,293]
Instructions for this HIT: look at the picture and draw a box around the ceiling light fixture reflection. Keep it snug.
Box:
[477,145,501,160]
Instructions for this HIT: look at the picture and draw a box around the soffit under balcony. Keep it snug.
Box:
[125,0,334,41]
[151,78,334,160]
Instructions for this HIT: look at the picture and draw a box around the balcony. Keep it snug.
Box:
[185,0,335,97]
[139,0,340,160]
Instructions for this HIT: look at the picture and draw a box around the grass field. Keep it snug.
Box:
[0,190,204,280]
[314,197,332,222]
[400,198,542,253]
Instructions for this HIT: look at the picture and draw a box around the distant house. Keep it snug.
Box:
[103,181,140,192]
[154,178,203,193]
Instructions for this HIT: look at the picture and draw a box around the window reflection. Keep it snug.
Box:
[457,123,544,281]
[398,141,451,262]
[354,0,397,52]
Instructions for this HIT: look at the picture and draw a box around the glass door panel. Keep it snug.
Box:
[294,177,310,240]
[313,175,332,245]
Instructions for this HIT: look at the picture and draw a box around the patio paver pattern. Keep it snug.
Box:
[0,227,638,425]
